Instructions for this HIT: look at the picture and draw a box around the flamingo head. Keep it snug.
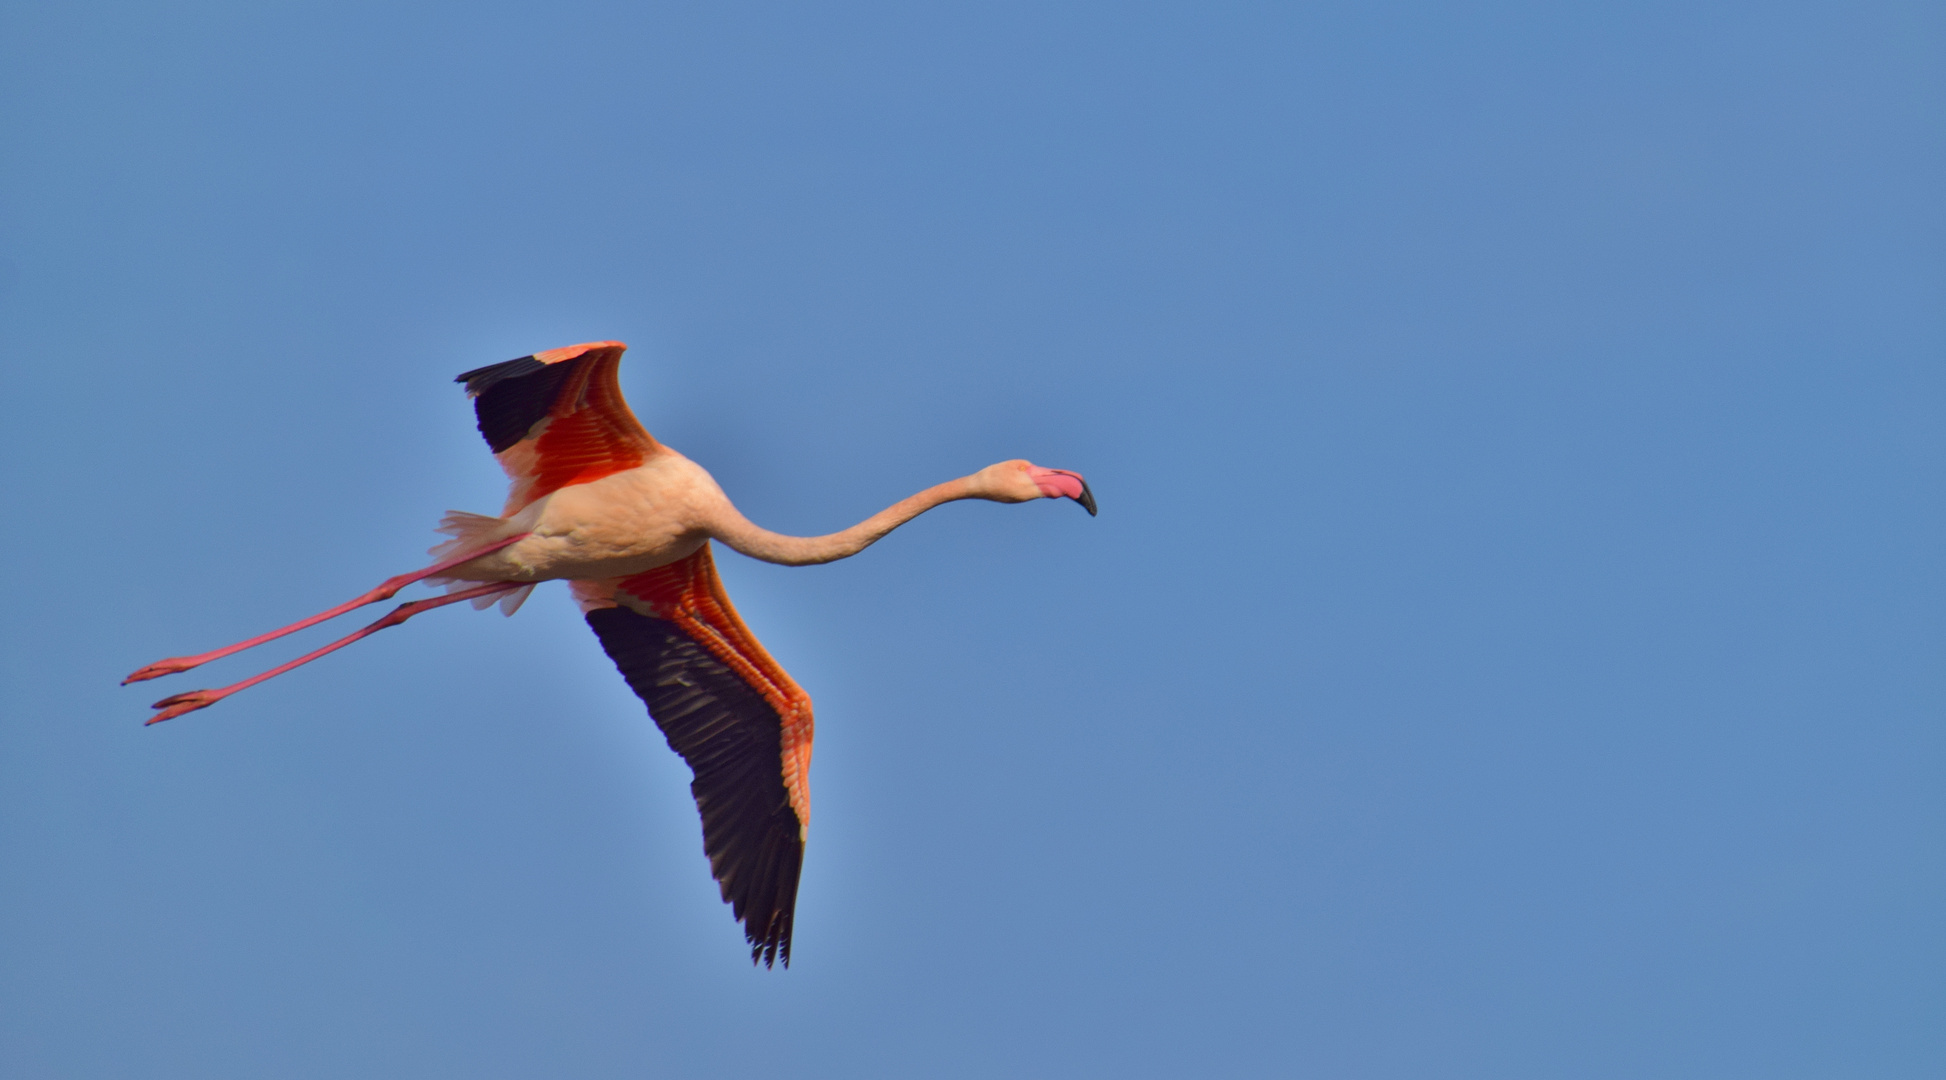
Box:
[973,460,1097,516]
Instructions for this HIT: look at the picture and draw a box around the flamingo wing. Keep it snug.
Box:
[454,341,657,515]
[580,546,815,968]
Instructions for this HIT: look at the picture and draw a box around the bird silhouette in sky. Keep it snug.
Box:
[124,341,1096,966]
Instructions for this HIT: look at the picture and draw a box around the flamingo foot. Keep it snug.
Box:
[147,688,230,724]
[124,656,209,685]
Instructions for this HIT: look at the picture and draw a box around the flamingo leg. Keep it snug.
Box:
[122,533,532,684]
[145,581,522,725]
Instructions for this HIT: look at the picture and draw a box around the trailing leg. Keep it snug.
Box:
[123,533,530,684]
[145,581,522,724]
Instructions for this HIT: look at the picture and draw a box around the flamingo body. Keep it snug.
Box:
[441,451,722,583]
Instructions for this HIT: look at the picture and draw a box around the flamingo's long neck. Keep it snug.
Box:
[706,476,981,567]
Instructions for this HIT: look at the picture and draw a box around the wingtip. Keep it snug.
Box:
[453,354,540,394]
[749,940,791,969]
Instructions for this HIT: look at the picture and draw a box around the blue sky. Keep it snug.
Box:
[2,2,1940,1076]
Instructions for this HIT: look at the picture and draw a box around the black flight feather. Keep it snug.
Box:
[453,355,578,454]
[585,605,804,968]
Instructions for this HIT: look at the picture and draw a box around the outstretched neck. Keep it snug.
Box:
[707,476,982,567]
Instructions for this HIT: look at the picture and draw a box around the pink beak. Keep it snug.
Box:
[1027,467,1098,516]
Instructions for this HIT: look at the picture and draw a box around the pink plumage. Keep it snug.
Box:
[124,341,1095,967]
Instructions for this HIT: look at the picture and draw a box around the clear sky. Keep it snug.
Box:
[2,2,1940,1077]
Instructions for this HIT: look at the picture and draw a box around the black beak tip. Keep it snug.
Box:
[1075,482,1098,517]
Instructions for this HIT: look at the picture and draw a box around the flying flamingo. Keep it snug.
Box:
[124,341,1095,967]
